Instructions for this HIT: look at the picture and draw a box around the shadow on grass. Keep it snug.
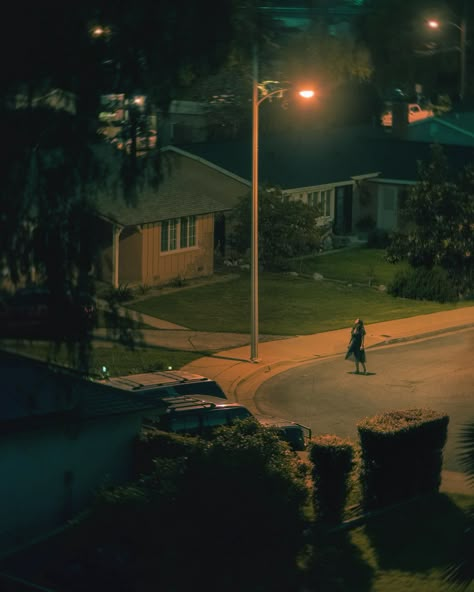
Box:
[303,529,375,592]
[364,493,470,573]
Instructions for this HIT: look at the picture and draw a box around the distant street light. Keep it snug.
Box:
[90,24,112,39]
[427,17,467,100]
[250,50,314,362]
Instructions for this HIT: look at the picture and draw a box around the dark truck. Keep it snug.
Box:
[97,369,228,399]
[145,395,312,451]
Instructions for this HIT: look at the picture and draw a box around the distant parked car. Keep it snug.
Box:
[382,103,434,127]
[145,395,312,451]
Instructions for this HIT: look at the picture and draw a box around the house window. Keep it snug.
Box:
[308,190,331,216]
[180,216,196,248]
[162,216,196,252]
[161,219,177,252]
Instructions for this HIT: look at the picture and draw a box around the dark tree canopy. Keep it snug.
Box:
[358,0,469,100]
[0,0,262,368]
[387,145,474,295]
[230,187,323,268]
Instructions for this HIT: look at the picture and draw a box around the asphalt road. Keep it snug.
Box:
[255,328,474,472]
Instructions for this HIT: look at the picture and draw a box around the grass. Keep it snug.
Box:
[1,341,202,378]
[305,492,474,592]
[291,246,410,285]
[129,272,471,335]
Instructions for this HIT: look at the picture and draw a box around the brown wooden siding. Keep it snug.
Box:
[140,214,214,286]
[119,227,142,283]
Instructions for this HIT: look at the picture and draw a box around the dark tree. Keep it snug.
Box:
[387,145,474,296]
[230,187,323,268]
[0,0,262,369]
[357,0,465,99]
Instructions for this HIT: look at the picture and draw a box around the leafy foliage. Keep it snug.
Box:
[309,435,355,523]
[230,187,323,268]
[388,266,458,302]
[281,24,373,89]
[443,419,474,590]
[92,419,309,591]
[367,228,391,249]
[387,145,474,297]
[0,0,256,369]
[357,408,449,510]
[358,0,458,98]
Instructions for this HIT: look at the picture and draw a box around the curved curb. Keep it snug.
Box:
[232,323,474,405]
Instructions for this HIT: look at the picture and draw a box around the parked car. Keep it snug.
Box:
[381,103,434,127]
[145,395,312,451]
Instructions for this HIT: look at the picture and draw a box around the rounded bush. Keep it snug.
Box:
[367,228,390,249]
[388,266,458,302]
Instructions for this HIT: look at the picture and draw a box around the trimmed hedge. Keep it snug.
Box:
[388,266,458,302]
[367,228,390,249]
[133,427,204,477]
[309,434,355,523]
[357,409,449,510]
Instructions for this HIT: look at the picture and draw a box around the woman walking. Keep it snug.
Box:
[345,318,367,374]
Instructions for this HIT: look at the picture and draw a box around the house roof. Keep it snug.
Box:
[177,126,474,189]
[438,110,474,133]
[93,148,235,227]
[0,350,164,429]
[92,127,474,227]
[407,111,474,145]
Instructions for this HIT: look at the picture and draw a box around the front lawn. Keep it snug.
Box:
[291,246,410,285]
[1,342,202,378]
[129,273,470,335]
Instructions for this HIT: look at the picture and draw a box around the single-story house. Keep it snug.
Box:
[0,351,165,556]
[176,127,474,235]
[92,125,474,287]
[94,148,250,287]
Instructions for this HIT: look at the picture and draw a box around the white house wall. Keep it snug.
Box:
[376,184,399,230]
[285,185,336,224]
[0,414,142,554]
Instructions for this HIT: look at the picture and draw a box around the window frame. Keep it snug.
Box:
[161,215,197,253]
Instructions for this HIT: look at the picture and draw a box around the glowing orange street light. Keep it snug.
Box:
[250,58,315,361]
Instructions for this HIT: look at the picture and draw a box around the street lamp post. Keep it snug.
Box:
[250,52,314,362]
[251,48,260,362]
[428,17,467,100]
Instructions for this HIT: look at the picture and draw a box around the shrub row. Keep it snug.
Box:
[388,266,458,302]
[136,409,449,528]
[357,408,449,510]
[309,435,355,523]
[133,427,204,477]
